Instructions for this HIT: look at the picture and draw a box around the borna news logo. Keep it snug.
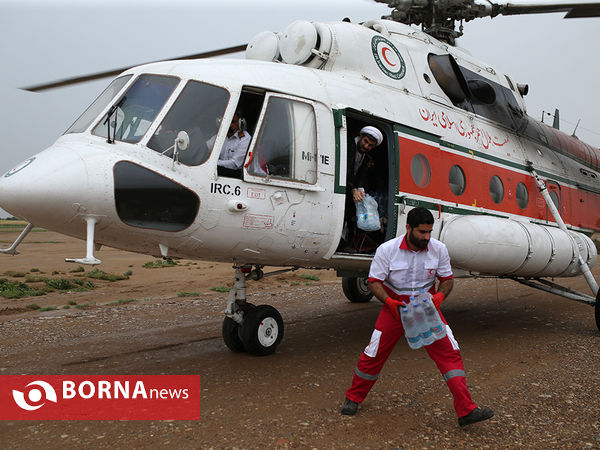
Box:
[12,380,58,411]
[1,375,200,420]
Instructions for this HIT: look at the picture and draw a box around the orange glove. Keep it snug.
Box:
[432,292,445,308]
[384,297,406,320]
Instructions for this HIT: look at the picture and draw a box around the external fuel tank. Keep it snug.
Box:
[439,215,597,278]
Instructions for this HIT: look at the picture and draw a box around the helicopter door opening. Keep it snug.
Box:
[336,111,395,255]
[215,89,265,179]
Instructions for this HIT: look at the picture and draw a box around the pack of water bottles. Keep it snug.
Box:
[400,289,446,349]
[356,192,381,232]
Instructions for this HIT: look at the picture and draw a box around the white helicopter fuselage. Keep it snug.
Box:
[1,19,599,279]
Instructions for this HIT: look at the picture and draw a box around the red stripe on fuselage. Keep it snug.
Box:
[397,135,600,231]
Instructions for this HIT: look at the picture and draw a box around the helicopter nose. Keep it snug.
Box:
[0,145,101,229]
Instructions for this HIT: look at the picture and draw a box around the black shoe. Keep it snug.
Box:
[340,398,358,415]
[458,406,494,427]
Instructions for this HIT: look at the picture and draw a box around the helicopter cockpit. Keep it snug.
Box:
[66,74,232,167]
[64,72,322,185]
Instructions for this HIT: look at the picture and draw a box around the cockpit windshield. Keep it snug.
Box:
[147,80,230,166]
[65,75,132,135]
[92,74,179,143]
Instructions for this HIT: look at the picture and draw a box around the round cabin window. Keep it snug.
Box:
[489,175,504,204]
[516,182,529,209]
[410,154,431,188]
[449,165,466,196]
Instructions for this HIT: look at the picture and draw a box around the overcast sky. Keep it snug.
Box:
[1,0,599,218]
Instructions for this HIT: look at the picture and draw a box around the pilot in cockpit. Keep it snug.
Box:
[206,110,252,177]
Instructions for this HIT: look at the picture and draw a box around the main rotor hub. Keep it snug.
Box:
[376,0,600,44]
[376,0,492,43]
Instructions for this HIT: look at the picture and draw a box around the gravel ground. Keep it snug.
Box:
[1,233,600,448]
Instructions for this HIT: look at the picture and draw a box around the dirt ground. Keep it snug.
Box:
[1,229,600,448]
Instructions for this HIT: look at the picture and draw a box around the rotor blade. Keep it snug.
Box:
[22,44,247,92]
[497,2,600,18]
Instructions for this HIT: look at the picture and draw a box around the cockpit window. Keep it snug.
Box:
[427,54,468,104]
[248,96,317,184]
[113,161,199,231]
[459,66,523,130]
[65,75,132,135]
[428,53,525,131]
[147,80,230,166]
[92,74,179,143]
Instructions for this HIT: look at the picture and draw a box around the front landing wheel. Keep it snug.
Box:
[240,305,284,356]
[222,303,255,353]
[342,277,373,303]
[222,317,245,353]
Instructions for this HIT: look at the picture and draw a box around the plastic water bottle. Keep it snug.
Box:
[413,296,434,346]
[355,189,367,226]
[420,290,447,342]
[356,189,381,232]
[361,195,381,231]
[401,296,422,349]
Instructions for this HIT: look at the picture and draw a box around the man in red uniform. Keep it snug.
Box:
[341,206,493,427]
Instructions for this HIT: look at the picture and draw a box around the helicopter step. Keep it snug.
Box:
[64,216,102,266]
[222,265,285,356]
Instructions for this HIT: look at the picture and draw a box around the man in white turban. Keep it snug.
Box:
[340,125,384,252]
[348,126,383,202]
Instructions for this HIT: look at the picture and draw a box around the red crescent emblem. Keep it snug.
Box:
[381,47,396,67]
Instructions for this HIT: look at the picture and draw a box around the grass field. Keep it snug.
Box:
[0,220,45,231]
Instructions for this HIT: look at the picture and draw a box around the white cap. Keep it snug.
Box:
[360,126,383,146]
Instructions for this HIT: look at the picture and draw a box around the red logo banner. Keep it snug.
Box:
[0,375,200,420]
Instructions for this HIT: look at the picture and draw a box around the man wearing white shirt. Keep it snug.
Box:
[341,207,493,427]
[207,111,252,176]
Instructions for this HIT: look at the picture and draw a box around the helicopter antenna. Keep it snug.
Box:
[541,109,561,130]
[572,119,581,138]
[552,108,560,130]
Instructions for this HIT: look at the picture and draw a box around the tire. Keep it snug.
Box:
[595,289,600,333]
[222,317,245,353]
[222,303,255,353]
[240,305,284,356]
[342,277,373,303]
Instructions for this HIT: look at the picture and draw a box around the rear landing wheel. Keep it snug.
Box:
[240,305,284,356]
[342,277,373,303]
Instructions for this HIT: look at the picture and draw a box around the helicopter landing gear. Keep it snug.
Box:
[342,277,373,303]
[222,302,255,353]
[240,305,284,356]
[222,265,284,356]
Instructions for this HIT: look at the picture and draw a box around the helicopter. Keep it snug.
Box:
[1,0,600,356]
